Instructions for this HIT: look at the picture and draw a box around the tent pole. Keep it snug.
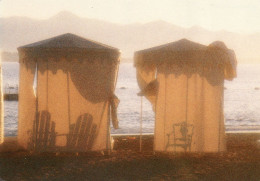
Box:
[66,71,71,127]
[36,61,38,117]
[34,61,38,149]
[107,101,111,155]
[140,96,143,152]
[185,75,189,124]
[46,59,49,112]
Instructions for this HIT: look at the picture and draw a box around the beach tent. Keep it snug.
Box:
[17,33,120,152]
[0,52,3,144]
[134,39,237,152]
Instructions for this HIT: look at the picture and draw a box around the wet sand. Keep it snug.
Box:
[0,133,260,181]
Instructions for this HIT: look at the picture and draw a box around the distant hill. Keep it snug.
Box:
[1,11,260,63]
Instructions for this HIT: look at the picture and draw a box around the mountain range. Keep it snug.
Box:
[1,11,260,63]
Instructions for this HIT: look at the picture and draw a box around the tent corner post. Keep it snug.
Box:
[140,96,143,152]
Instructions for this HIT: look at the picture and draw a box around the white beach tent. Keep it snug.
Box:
[17,33,120,152]
[134,39,237,152]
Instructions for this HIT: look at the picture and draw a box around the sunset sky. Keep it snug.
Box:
[0,0,260,34]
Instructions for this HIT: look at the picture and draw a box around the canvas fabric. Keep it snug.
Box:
[17,52,37,148]
[135,41,236,152]
[18,52,120,152]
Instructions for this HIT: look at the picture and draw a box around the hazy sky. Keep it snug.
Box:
[1,0,260,33]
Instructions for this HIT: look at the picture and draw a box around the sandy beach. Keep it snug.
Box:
[0,133,259,181]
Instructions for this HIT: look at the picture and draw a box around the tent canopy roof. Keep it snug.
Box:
[18,33,119,52]
[134,39,235,63]
[135,39,232,54]
[136,39,207,54]
[134,39,237,80]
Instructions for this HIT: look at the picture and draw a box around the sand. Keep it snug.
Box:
[0,133,260,181]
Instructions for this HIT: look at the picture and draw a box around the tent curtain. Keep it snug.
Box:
[154,63,225,152]
[137,80,158,111]
[18,51,120,151]
[18,53,36,148]
[136,62,157,106]
[134,41,237,152]
[110,94,120,129]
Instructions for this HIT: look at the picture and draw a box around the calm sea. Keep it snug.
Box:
[2,62,260,136]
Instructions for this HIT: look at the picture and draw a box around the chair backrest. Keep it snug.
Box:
[67,113,97,151]
[173,122,194,140]
[28,111,56,151]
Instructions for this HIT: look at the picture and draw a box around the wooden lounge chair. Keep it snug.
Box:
[66,113,97,151]
[28,112,97,152]
[28,111,57,151]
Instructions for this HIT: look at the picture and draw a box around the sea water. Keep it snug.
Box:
[2,62,260,136]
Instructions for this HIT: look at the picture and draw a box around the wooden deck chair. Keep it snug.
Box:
[28,111,57,151]
[66,113,97,151]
